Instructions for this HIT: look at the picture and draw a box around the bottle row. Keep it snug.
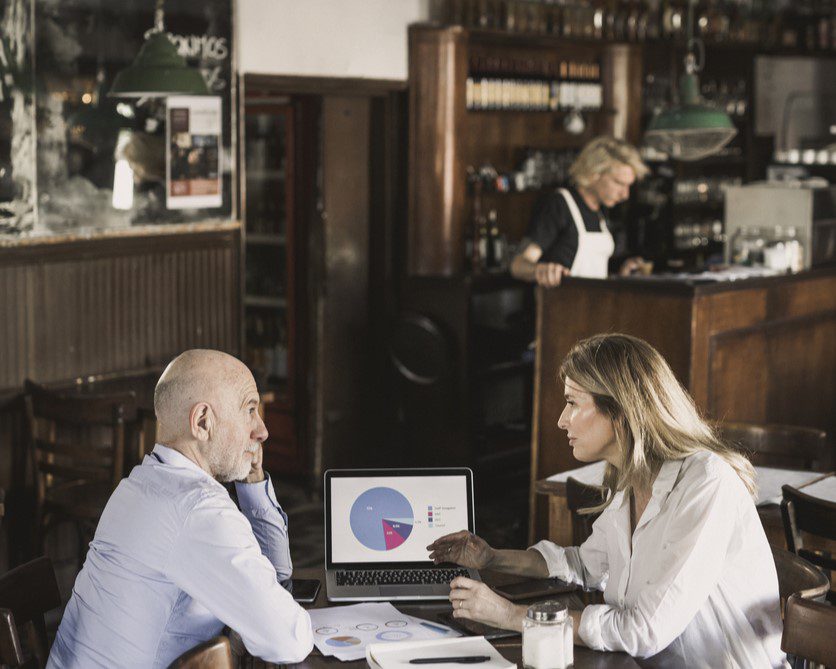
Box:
[466,77,603,111]
[432,0,836,50]
[465,209,512,271]
[672,218,724,251]
[672,176,742,206]
[470,55,601,80]
[467,148,578,193]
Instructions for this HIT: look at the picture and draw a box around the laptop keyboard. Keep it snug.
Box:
[335,568,470,586]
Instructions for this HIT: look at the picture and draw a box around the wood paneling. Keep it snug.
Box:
[0,228,240,393]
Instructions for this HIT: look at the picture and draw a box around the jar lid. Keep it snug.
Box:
[526,600,567,622]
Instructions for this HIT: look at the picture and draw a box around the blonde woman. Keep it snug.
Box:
[510,137,650,287]
[428,334,785,667]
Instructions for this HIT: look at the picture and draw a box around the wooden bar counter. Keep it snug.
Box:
[528,267,836,541]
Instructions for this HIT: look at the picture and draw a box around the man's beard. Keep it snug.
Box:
[208,445,253,483]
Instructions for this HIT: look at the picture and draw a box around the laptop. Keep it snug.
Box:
[324,467,482,601]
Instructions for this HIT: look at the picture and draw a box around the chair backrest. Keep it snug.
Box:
[782,594,836,667]
[167,636,233,669]
[719,421,832,471]
[781,484,836,574]
[771,545,829,613]
[24,380,136,506]
[0,557,61,667]
[565,477,606,546]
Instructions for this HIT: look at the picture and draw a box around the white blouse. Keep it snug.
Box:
[532,451,786,668]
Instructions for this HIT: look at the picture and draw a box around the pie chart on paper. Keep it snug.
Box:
[350,487,414,551]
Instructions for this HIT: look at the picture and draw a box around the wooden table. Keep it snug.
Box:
[235,567,643,668]
[536,465,835,548]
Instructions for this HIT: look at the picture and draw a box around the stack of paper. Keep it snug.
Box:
[367,636,515,669]
[309,602,460,662]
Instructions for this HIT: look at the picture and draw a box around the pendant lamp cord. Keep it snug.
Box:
[685,0,704,76]
[152,0,165,34]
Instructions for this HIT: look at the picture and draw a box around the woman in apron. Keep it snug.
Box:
[510,136,650,286]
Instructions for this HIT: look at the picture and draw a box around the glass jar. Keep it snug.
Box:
[522,601,573,669]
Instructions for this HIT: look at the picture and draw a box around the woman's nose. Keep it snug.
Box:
[558,406,569,430]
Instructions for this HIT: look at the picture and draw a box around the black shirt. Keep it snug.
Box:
[525,185,626,271]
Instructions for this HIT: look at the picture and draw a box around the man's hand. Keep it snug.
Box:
[534,262,571,287]
[427,530,494,570]
[242,444,265,484]
[448,577,526,631]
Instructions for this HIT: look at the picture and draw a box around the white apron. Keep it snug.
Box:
[558,188,615,279]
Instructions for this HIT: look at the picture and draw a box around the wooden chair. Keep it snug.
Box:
[782,594,836,668]
[565,476,606,546]
[167,636,233,669]
[781,483,836,603]
[0,556,61,668]
[24,380,136,562]
[719,422,832,471]
[771,545,830,617]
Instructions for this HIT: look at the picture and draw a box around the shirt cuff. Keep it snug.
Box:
[578,604,607,651]
[235,473,283,516]
[529,540,571,579]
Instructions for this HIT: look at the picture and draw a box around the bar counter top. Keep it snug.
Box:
[562,264,836,295]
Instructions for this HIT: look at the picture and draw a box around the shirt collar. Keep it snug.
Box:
[653,458,685,499]
[609,458,685,509]
[147,443,222,487]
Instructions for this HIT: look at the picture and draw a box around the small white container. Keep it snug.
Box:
[522,601,573,669]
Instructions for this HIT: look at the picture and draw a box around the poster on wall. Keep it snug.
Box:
[166,96,223,209]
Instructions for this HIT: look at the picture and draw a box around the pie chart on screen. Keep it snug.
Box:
[350,487,414,551]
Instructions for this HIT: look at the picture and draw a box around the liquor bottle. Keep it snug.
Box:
[485,210,498,267]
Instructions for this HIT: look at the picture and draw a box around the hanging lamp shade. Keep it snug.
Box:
[644,70,737,161]
[109,31,209,98]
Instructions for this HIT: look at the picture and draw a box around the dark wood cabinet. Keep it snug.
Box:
[240,92,306,476]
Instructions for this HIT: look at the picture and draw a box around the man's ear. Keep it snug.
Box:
[190,402,213,442]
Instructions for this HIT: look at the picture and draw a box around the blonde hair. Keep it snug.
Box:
[559,333,756,512]
[569,136,650,188]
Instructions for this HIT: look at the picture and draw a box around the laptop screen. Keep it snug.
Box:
[325,468,475,568]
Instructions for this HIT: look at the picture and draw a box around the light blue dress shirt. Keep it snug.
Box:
[48,444,313,668]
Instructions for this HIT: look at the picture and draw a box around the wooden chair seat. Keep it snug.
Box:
[168,636,233,669]
[771,545,830,617]
[782,594,836,668]
[781,483,836,604]
[0,557,62,668]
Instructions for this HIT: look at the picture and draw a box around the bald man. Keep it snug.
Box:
[48,350,313,669]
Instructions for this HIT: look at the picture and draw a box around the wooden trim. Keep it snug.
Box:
[0,224,240,266]
[243,73,406,96]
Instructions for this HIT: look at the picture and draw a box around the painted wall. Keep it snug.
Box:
[237,0,431,80]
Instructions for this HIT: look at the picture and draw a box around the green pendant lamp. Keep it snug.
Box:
[644,1,736,161]
[109,0,209,98]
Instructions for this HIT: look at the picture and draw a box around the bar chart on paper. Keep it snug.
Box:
[350,487,414,550]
